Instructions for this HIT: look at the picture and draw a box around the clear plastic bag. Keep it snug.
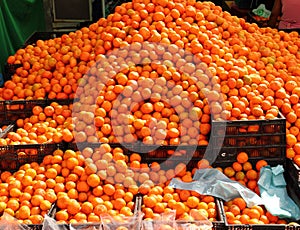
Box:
[70,223,101,230]
[142,211,178,230]
[101,212,144,230]
[142,209,213,230]
[176,210,213,230]
[0,212,30,230]
[42,215,68,230]
[169,168,263,207]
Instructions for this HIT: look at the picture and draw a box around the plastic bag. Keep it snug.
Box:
[42,215,68,230]
[142,210,213,230]
[0,212,30,230]
[258,165,300,220]
[142,211,178,230]
[70,223,101,230]
[169,168,263,207]
[176,209,213,230]
[252,4,271,18]
[176,222,212,230]
[101,212,144,230]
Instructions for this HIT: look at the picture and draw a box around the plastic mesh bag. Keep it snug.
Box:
[0,212,30,230]
[101,212,144,230]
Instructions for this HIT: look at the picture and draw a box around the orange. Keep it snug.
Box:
[255,160,268,171]
[173,202,186,216]
[87,174,100,187]
[76,181,89,193]
[113,198,126,210]
[81,201,94,215]
[103,184,115,196]
[56,210,69,221]
[232,162,243,172]
[246,169,258,180]
[248,208,261,219]
[7,199,20,211]
[143,195,156,208]
[186,196,200,209]
[67,199,81,215]
[93,204,107,216]
[243,162,253,171]
[236,152,248,164]
[232,197,246,210]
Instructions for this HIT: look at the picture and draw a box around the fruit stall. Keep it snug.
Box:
[1,0,300,229]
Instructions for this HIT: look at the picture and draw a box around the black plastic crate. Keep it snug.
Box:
[139,193,225,230]
[212,133,285,148]
[287,158,300,183]
[211,113,286,148]
[218,198,300,230]
[105,0,131,16]
[0,143,63,172]
[27,224,69,230]
[214,145,286,162]
[3,63,23,82]
[215,157,300,230]
[286,176,300,217]
[67,142,209,167]
[24,31,68,47]
[0,98,75,122]
[286,159,300,211]
[4,99,48,121]
[49,194,142,227]
[0,101,6,123]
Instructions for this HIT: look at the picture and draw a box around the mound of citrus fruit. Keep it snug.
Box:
[0,0,300,225]
[0,0,299,164]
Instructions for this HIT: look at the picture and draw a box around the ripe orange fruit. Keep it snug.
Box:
[232,197,246,210]
[103,184,115,196]
[236,152,248,164]
[255,160,268,171]
[246,169,258,180]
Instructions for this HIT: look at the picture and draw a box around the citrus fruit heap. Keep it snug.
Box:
[0,0,300,225]
[0,0,299,161]
[0,103,74,146]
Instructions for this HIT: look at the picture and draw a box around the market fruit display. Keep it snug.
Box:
[0,0,300,226]
[0,103,74,145]
[0,145,289,225]
[1,0,300,165]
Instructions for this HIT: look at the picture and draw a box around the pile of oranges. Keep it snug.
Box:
[0,0,299,159]
[0,143,292,225]
[0,103,74,146]
[0,0,300,226]
[224,197,285,225]
[0,147,138,224]
[0,144,216,224]
[0,0,299,164]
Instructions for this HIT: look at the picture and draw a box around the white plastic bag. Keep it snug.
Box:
[176,210,213,230]
[70,223,101,230]
[101,212,144,230]
[0,212,30,230]
[142,211,178,230]
[42,215,68,230]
